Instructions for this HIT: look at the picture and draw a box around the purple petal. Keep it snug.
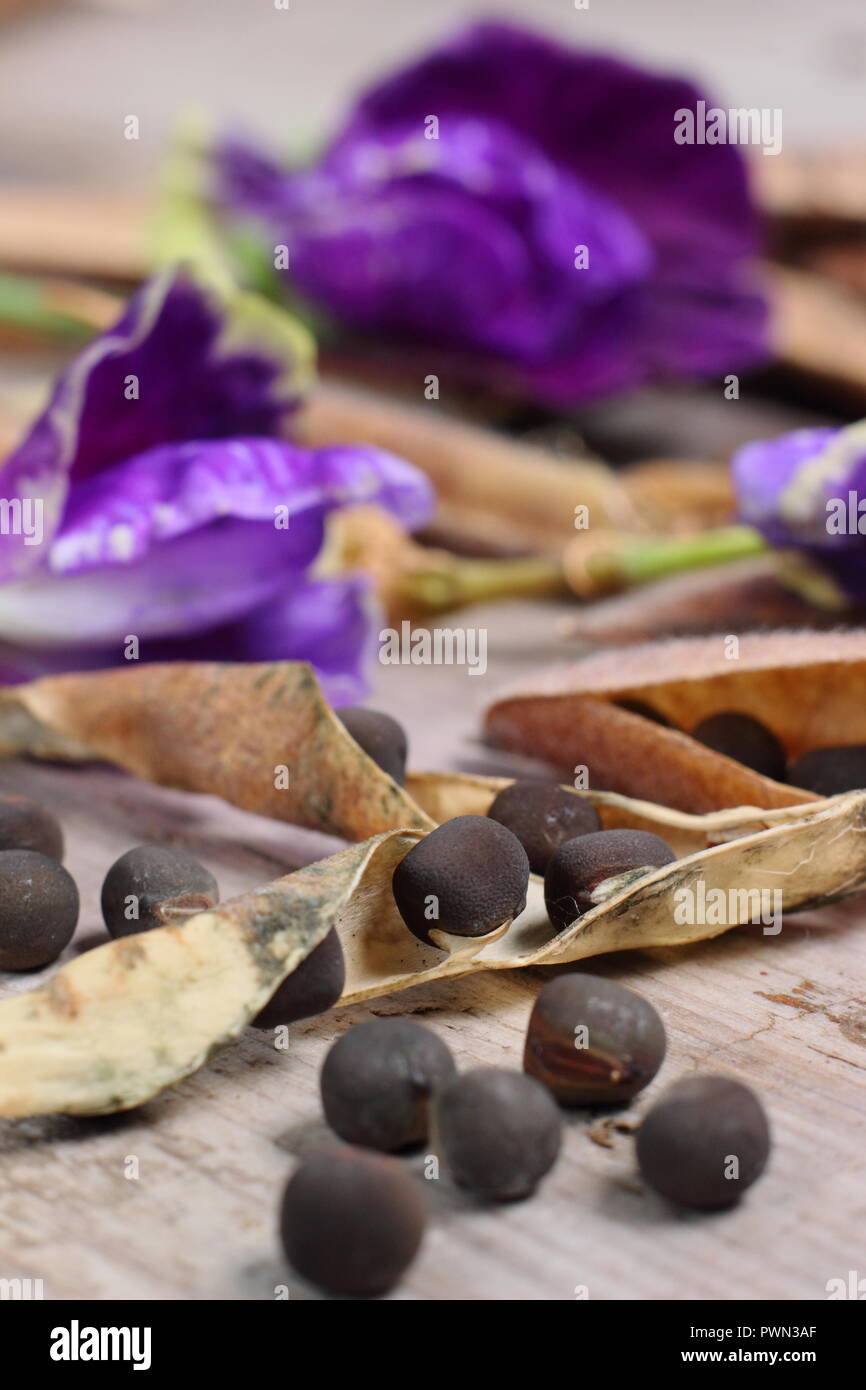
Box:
[49,437,433,574]
[0,574,377,706]
[0,270,299,581]
[215,21,768,404]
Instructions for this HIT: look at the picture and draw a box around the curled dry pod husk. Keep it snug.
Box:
[484,629,866,814]
[0,662,434,841]
[3,768,866,1117]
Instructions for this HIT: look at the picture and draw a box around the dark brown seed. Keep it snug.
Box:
[486,781,601,875]
[691,711,786,782]
[0,850,79,970]
[101,845,219,939]
[321,1018,456,1151]
[280,1145,426,1296]
[0,795,64,861]
[544,828,676,930]
[435,1068,561,1201]
[392,815,530,946]
[251,929,345,1029]
[614,699,673,727]
[337,707,408,785]
[787,744,866,796]
[524,973,666,1105]
[636,1074,771,1210]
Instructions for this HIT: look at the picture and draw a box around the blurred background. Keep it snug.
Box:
[1,0,864,187]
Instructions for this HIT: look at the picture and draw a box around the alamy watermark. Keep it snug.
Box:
[674,882,782,935]
[674,101,782,157]
[0,497,43,547]
[379,621,487,676]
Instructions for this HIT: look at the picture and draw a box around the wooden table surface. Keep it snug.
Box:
[2,0,865,1306]
[1,600,864,1302]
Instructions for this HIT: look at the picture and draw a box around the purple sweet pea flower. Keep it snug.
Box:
[214,20,768,405]
[0,271,434,700]
[732,420,866,601]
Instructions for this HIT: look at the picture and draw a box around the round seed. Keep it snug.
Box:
[691,711,786,782]
[435,1068,562,1201]
[524,973,666,1105]
[787,744,866,796]
[487,780,601,875]
[636,1074,771,1210]
[0,795,64,860]
[337,707,408,785]
[251,929,345,1029]
[544,828,676,930]
[0,850,79,970]
[321,1018,456,1151]
[392,815,530,946]
[280,1145,426,1296]
[101,845,219,939]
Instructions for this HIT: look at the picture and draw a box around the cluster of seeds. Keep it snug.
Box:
[280,978,771,1297]
[281,1016,563,1295]
[625,702,866,796]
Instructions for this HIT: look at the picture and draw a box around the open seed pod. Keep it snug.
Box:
[2,766,866,1117]
[485,629,866,814]
[0,662,434,841]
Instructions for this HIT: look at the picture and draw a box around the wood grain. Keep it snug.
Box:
[1,603,864,1300]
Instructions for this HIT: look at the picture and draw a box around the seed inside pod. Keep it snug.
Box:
[524,973,666,1105]
[787,744,866,796]
[544,828,676,930]
[434,1068,562,1201]
[691,711,786,782]
[486,780,601,875]
[280,1145,426,1297]
[0,850,80,970]
[251,928,345,1029]
[337,707,408,785]
[321,1017,456,1151]
[636,1074,770,1210]
[101,845,219,939]
[0,795,64,861]
[614,699,673,727]
[392,814,530,947]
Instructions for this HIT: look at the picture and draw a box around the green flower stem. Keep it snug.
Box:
[399,554,566,611]
[591,524,768,591]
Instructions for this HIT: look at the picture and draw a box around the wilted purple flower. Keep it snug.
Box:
[732,420,866,600]
[214,20,768,405]
[0,271,433,700]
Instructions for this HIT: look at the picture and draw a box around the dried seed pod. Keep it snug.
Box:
[338,707,408,786]
[0,850,79,970]
[0,795,64,861]
[636,1074,771,1210]
[788,744,866,796]
[321,1017,456,1151]
[545,828,676,930]
[614,699,673,727]
[251,928,345,1029]
[691,711,786,782]
[435,1068,561,1201]
[524,973,666,1105]
[486,781,600,875]
[280,1145,426,1296]
[392,814,530,946]
[101,845,218,939]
